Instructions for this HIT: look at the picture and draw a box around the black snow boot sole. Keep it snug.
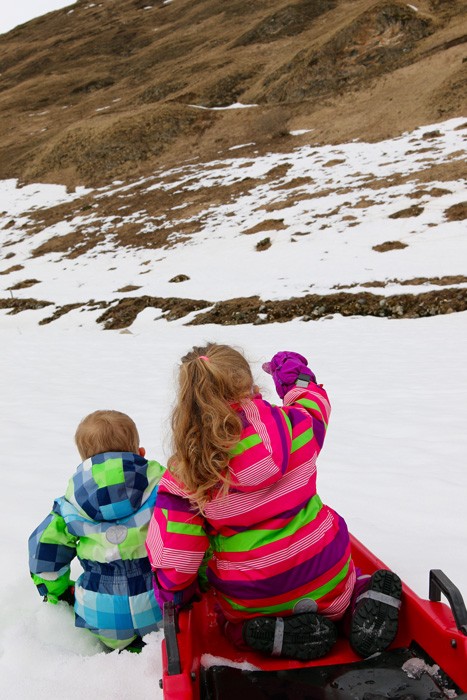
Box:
[350,569,402,658]
[243,612,338,661]
[124,636,146,653]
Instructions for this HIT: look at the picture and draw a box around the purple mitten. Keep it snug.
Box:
[153,573,199,610]
[262,351,316,398]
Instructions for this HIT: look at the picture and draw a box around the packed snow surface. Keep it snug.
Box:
[1,313,466,699]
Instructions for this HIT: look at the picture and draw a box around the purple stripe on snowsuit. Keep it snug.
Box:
[286,406,309,428]
[156,491,196,513]
[312,415,326,450]
[156,568,177,589]
[154,570,199,607]
[238,409,250,429]
[207,515,350,600]
[271,405,290,475]
[276,498,313,521]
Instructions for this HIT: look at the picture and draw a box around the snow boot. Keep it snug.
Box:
[350,569,402,658]
[125,636,146,654]
[243,612,338,661]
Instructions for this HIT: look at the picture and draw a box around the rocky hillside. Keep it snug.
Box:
[0,0,465,187]
[0,0,466,330]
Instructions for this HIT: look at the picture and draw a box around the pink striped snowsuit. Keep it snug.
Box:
[146,382,356,622]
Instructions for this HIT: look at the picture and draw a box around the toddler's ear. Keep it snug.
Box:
[138,447,146,458]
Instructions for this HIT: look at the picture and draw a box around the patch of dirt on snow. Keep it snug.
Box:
[0,297,52,314]
[3,286,467,328]
[0,264,24,275]
[444,201,467,221]
[372,240,409,252]
[39,302,86,325]
[31,230,106,259]
[243,219,286,234]
[188,288,467,325]
[334,275,467,289]
[6,278,40,290]
[115,285,142,293]
[256,237,272,251]
[96,295,212,330]
[406,186,452,198]
[389,204,424,218]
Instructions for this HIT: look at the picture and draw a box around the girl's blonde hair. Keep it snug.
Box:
[75,410,140,460]
[170,343,254,512]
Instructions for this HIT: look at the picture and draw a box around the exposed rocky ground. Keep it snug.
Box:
[0,0,466,329]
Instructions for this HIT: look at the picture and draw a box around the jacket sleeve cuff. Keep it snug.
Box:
[31,569,72,601]
[152,574,199,610]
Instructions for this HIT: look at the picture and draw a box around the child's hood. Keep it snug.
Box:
[65,452,165,521]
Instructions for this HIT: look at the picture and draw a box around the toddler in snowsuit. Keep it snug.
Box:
[146,345,402,660]
[29,409,164,650]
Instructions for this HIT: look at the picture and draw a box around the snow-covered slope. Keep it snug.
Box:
[1,118,466,326]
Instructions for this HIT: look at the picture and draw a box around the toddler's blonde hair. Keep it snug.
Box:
[170,343,254,512]
[75,410,139,460]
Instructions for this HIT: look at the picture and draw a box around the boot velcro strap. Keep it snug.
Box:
[296,373,311,388]
[356,590,402,609]
[271,617,285,656]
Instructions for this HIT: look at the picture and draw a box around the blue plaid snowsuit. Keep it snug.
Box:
[29,452,165,649]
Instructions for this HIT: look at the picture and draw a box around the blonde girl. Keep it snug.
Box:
[146,344,401,660]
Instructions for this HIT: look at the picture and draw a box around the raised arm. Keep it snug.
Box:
[265,349,330,450]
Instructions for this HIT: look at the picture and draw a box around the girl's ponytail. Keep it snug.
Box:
[170,344,254,512]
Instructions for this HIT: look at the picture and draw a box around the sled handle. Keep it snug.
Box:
[429,569,467,635]
[163,601,182,675]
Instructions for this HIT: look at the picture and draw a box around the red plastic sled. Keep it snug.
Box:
[159,535,467,699]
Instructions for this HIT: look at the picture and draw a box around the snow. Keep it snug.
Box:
[0,179,89,217]
[0,117,466,698]
[201,654,260,671]
[402,657,440,680]
[189,102,258,110]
